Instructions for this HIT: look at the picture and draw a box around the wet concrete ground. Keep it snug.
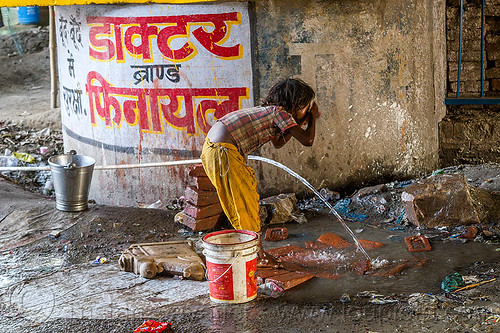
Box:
[0,173,499,332]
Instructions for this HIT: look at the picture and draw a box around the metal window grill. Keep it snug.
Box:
[445,0,500,105]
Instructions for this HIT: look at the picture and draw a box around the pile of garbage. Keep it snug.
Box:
[0,122,63,194]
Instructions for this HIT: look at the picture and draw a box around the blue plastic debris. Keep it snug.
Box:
[396,212,405,224]
[333,198,368,222]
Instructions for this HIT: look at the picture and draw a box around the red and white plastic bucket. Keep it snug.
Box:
[202,230,259,304]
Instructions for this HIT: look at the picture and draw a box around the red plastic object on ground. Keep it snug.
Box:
[264,227,288,241]
[133,320,172,333]
[405,235,432,252]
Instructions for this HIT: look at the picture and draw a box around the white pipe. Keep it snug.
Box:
[0,159,202,172]
[94,159,202,170]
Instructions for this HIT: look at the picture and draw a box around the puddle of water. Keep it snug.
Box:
[263,215,500,303]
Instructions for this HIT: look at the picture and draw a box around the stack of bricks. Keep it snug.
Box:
[181,164,225,232]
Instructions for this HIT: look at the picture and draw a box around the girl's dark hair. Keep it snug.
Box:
[262,78,315,114]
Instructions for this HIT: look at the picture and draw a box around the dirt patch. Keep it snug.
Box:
[0,46,59,130]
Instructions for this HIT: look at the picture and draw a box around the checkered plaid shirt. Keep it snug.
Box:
[219,105,297,156]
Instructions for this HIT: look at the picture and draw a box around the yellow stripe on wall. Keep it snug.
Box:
[2,0,217,7]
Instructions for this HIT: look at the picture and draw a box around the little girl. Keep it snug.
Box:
[201,78,319,265]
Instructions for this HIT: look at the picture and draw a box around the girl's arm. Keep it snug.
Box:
[271,102,318,148]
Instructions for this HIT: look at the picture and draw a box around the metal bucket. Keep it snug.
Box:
[48,151,95,212]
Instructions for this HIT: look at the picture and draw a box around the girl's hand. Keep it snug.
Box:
[309,101,320,118]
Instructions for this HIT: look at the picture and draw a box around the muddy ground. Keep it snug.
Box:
[0,32,499,332]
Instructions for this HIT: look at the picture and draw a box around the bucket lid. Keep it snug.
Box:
[202,230,258,246]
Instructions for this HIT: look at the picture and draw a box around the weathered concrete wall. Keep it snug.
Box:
[249,0,446,196]
[55,0,446,206]
[439,0,500,167]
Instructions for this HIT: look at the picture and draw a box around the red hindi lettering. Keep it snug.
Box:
[191,12,241,59]
[196,87,248,135]
[123,19,159,61]
[86,71,122,127]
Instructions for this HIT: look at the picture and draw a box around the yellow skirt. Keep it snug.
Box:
[200,138,261,232]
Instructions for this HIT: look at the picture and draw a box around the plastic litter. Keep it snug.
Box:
[257,281,284,297]
[340,293,351,303]
[13,152,35,163]
[133,320,172,333]
[485,315,500,323]
[319,188,340,202]
[369,298,398,305]
[333,198,368,222]
[441,272,465,292]
[0,156,18,167]
[92,256,107,264]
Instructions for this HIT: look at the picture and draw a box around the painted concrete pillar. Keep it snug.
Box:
[55,3,253,206]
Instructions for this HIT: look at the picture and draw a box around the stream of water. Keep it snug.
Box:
[248,155,372,261]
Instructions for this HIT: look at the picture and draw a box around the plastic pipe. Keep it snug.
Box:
[0,158,203,172]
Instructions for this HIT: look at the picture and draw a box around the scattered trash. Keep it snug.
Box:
[452,278,496,293]
[119,241,204,280]
[146,200,168,210]
[257,281,284,297]
[333,198,368,222]
[49,230,61,239]
[13,152,35,163]
[462,275,481,284]
[441,272,465,292]
[92,256,107,264]
[485,315,500,323]
[357,291,385,298]
[133,320,172,333]
[0,155,18,167]
[319,188,340,202]
[340,293,351,303]
[407,293,439,315]
[396,212,405,224]
[369,298,398,305]
[0,123,64,194]
[405,235,431,252]
[370,258,389,269]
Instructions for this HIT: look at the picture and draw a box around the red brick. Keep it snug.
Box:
[194,176,216,191]
[350,260,372,275]
[304,241,332,250]
[183,201,222,219]
[257,268,289,279]
[279,261,303,272]
[184,186,219,206]
[181,213,224,231]
[188,164,207,177]
[304,270,342,280]
[358,239,385,250]
[265,272,314,290]
[264,227,288,241]
[317,233,352,249]
[404,235,432,252]
[265,245,306,259]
